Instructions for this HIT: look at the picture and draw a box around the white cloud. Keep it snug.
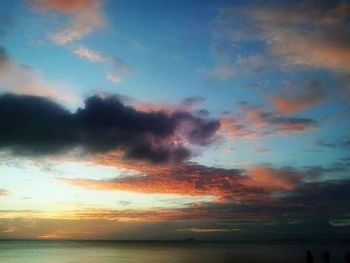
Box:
[73,46,106,63]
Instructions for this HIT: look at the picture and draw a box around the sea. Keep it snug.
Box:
[0,240,348,262]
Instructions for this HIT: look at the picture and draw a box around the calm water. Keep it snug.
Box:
[0,240,348,263]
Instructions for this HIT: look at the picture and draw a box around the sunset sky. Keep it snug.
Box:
[0,0,349,240]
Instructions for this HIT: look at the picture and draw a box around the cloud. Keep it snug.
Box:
[248,1,350,101]
[32,0,106,45]
[32,0,96,13]
[58,160,245,201]
[216,2,350,99]
[241,166,301,192]
[57,152,325,203]
[315,138,350,149]
[106,57,131,84]
[219,117,257,140]
[268,116,319,135]
[135,96,206,115]
[53,153,350,241]
[32,1,128,84]
[72,46,106,62]
[250,2,350,73]
[1,158,348,240]
[208,54,268,81]
[180,96,206,111]
[0,93,219,163]
[244,104,319,134]
[272,80,326,115]
[72,46,131,84]
[0,47,79,107]
[221,103,319,140]
[0,189,9,197]
[281,180,350,215]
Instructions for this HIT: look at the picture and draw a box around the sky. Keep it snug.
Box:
[0,0,349,241]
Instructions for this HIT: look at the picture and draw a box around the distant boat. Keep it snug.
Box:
[184,238,196,242]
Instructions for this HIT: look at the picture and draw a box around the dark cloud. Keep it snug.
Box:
[0,94,74,154]
[0,93,220,163]
[282,180,350,211]
[189,179,350,239]
[196,109,210,117]
[268,115,319,134]
[343,139,350,146]
[254,107,319,135]
[341,157,350,162]
[181,96,205,107]
[316,138,350,148]
[316,139,337,148]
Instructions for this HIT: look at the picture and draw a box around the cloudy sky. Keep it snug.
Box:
[0,0,349,240]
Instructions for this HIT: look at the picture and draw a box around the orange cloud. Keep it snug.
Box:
[57,152,308,204]
[58,160,245,202]
[272,80,326,115]
[241,166,298,192]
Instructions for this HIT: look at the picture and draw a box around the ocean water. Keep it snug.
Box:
[0,240,348,263]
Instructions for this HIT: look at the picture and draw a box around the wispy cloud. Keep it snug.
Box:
[72,46,131,84]
[73,46,106,62]
[31,1,131,84]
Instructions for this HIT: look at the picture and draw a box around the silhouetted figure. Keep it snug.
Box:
[345,251,350,263]
[306,250,314,263]
[321,250,330,263]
